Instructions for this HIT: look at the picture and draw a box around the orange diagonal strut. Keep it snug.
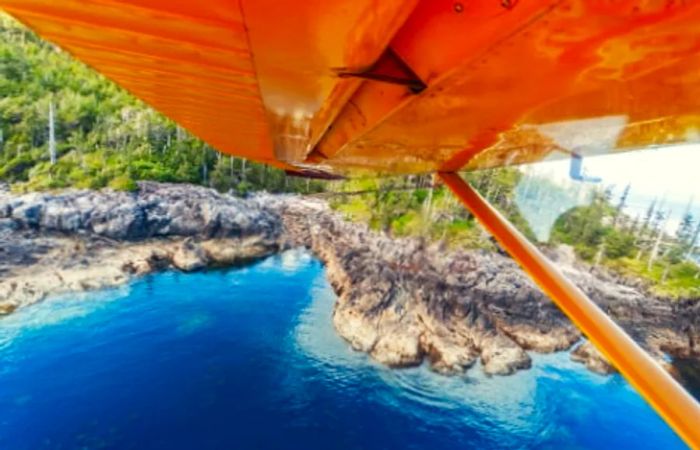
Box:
[438,171,700,450]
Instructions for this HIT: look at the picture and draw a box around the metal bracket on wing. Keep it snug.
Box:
[569,153,602,183]
[284,168,345,180]
[335,48,426,94]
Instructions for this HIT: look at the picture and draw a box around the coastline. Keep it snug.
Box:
[0,182,281,314]
[1,182,698,379]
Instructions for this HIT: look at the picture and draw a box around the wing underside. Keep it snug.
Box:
[2,0,700,176]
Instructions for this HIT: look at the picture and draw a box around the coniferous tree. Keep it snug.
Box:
[687,220,700,260]
[638,198,657,241]
[647,208,669,271]
[635,198,657,259]
[676,198,695,248]
[612,184,630,228]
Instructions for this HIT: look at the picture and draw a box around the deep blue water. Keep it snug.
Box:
[0,250,687,449]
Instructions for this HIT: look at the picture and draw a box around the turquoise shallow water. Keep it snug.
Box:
[0,250,687,449]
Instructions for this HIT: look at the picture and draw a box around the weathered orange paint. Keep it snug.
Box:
[439,172,700,450]
[313,0,560,163]
[319,0,700,174]
[5,0,700,175]
[239,0,418,164]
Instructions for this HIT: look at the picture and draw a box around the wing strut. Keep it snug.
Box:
[438,171,700,450]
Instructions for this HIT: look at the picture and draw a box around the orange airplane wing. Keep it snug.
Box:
[3,0,699,176]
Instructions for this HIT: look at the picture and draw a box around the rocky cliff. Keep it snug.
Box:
[274,196,699,376]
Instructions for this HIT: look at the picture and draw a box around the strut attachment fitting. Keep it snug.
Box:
[336,48,426,94]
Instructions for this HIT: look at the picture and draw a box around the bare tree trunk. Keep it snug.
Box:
[661,261,671,283]
[647,214,670,271]
[422,177,435,234]
[686,221,700,259]
[48,100,57,165]
[594,243,605,268]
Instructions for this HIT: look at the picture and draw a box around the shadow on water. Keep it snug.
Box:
[673,358,700,401]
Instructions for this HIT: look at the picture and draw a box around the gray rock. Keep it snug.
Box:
[571,341,616,374]
[41,200,85,232]
[1,182,282,242]
[172,238,208,272]
[90,201,146,239]
[0,202,11,219]
[11,198,43,226]
[0,218,18,232]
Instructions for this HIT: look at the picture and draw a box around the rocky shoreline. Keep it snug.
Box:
[0,182,281,314]
[1,182,698,379]
[277,197,700,376]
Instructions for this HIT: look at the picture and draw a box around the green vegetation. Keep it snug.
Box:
[551,186,700,299]
[328,169,536,251]
[0,15,321,195]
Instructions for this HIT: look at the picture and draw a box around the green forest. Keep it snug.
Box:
[0,14,319,195]
[1,13,698,299]
[327,169,536,249]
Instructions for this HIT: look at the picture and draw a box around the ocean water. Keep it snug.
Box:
[0,250,687,450]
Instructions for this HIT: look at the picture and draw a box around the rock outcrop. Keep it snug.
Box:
[273,196,700,377]
[0,183,280,312]
[570,341,616,375]
[0,181,279,240]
